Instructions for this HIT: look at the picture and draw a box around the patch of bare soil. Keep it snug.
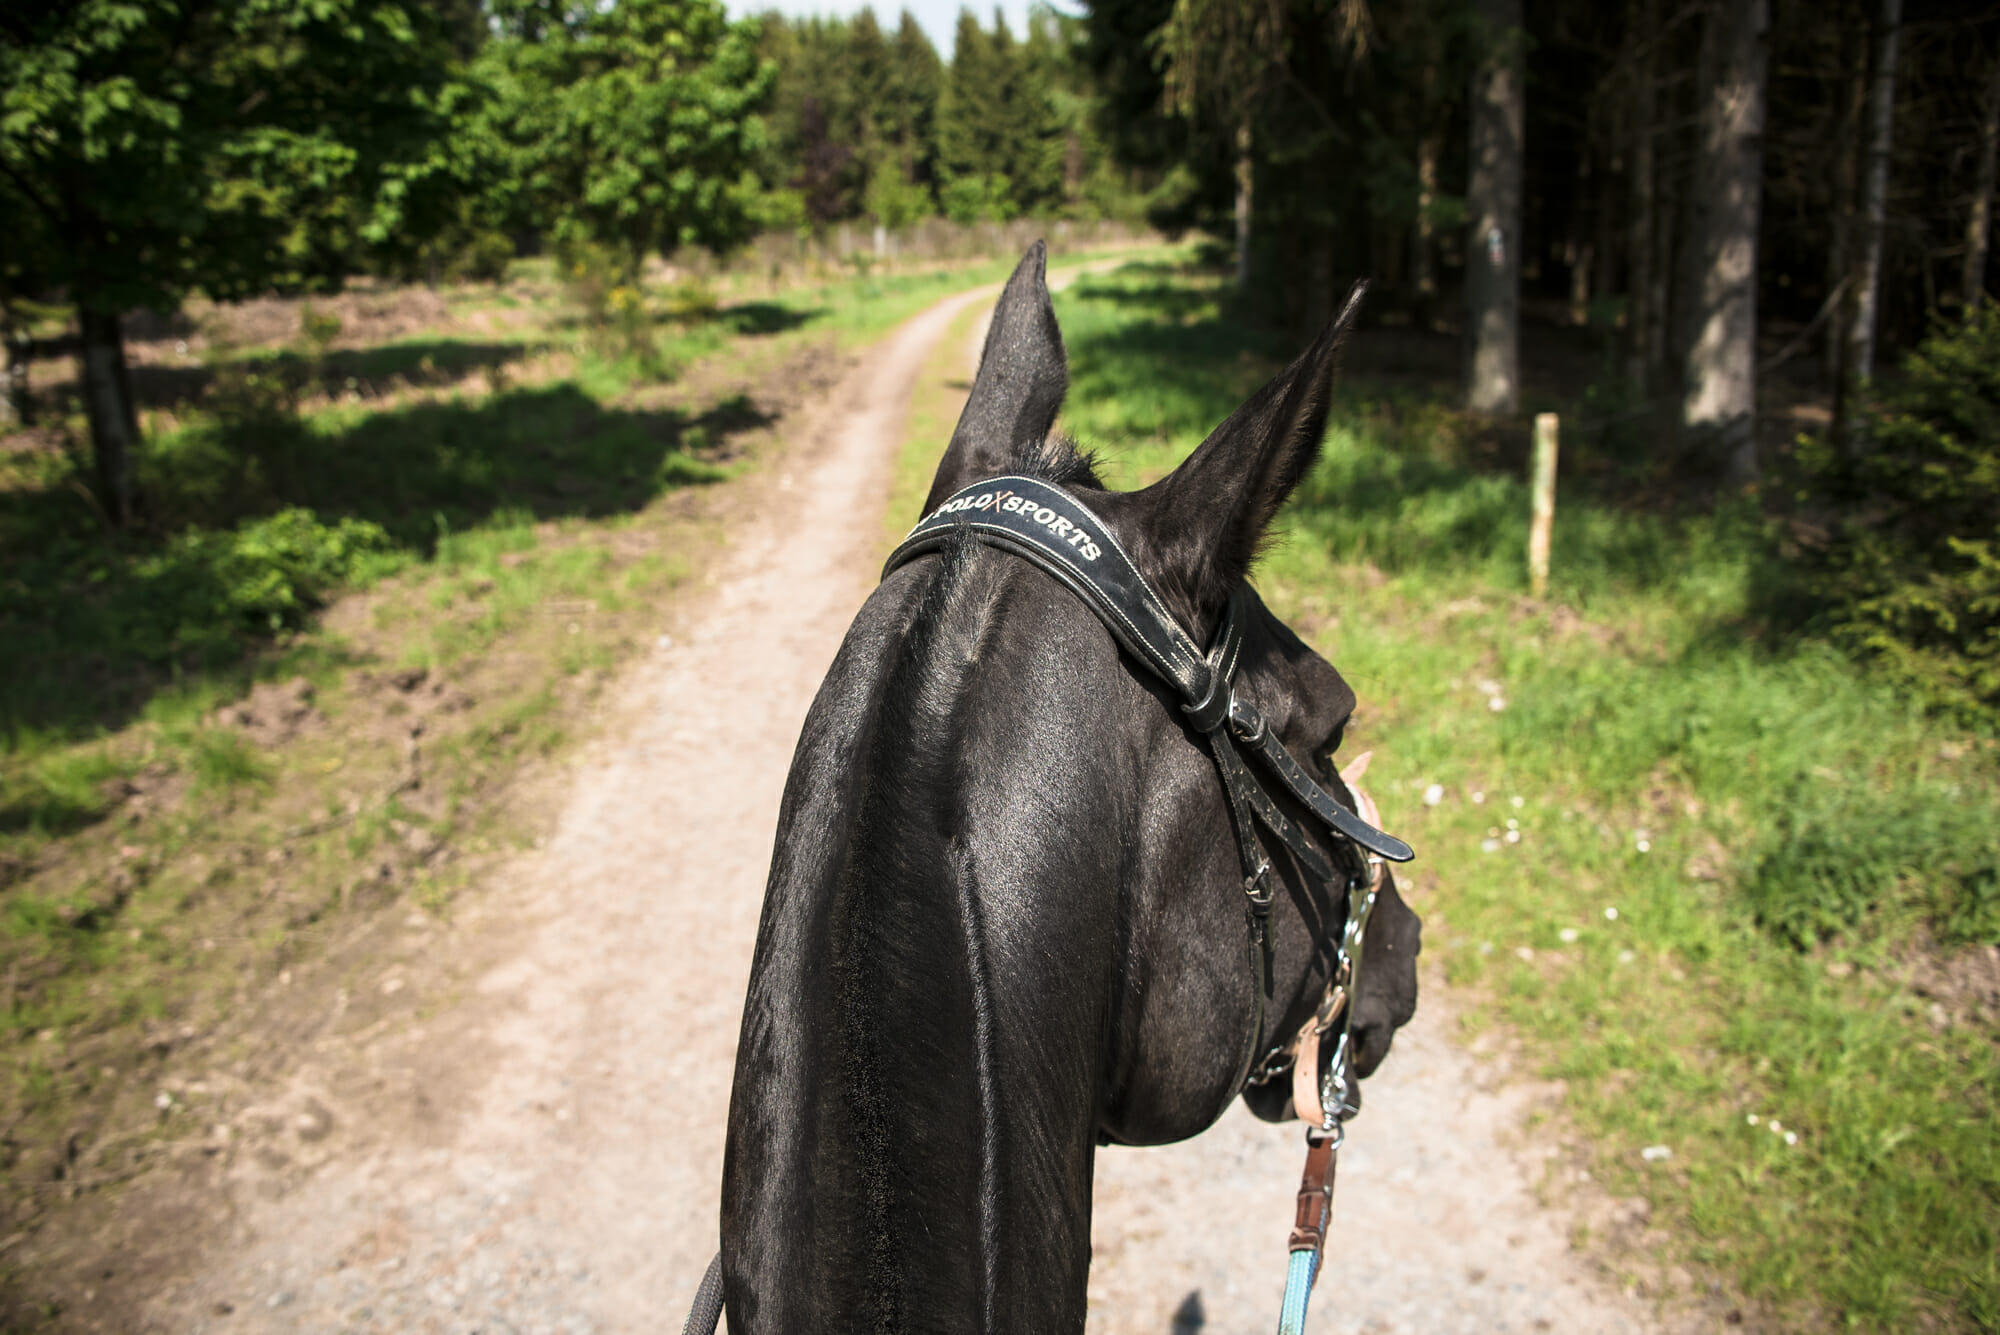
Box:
[1085,976,1753,1335]
[145,284,462,361]
[1889,937,2000,1033]
[211,679,324,750]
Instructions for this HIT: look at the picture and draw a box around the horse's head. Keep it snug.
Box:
[722,244,1419,1332]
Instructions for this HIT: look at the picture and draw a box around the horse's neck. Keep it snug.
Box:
[723,680,1119,1330]
[721,566,1269,1330]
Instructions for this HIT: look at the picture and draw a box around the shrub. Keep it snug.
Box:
[149,507,398,638]
[100,508,399,665]
[1800,309,2000,719]
[1747,781,2000,949]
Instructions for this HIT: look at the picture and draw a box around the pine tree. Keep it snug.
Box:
[937,11,1023,220]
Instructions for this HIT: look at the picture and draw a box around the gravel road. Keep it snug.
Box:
[136,276,1673,1335]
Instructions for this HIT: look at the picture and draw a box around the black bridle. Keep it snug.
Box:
[883,475,1414,1094]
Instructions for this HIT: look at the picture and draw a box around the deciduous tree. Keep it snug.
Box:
[1,0,466,522]
[1465,0,1524,414]
[480,0,772,270]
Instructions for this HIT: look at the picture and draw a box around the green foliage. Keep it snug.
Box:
[757,8,940,226]
[1750,783,2000,949]
[158,509,399,638]
[940,173,1019,224]
[478,0,773,263]
[0,504,395,692]
[184,727,271,792]
[936,9,1067,217]
[1797,308,2000,720]
[743,184,810,235]
[864,157,934,228]
[0,0,465,313]
[748,5,1142,230]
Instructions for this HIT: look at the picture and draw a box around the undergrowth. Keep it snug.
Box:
[1788,305,2000,721]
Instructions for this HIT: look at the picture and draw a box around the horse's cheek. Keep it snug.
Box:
[1351,881,1422,1078]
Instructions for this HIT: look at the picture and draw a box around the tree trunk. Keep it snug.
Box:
[3,319,31,430]
[1568,148,1594,326]
[1680,0,1770,484]
[1413,54,1442,326]
[1414,128,1441,311]
[79,308,140,525]
[1964,54,2000,315]
[1627,0,1660,389]
[1233,117,1253,292]
[1845,0,1901,390]
[1826,7,1867,398]
[1465,0,1523,416]
[1593,147,1617,321]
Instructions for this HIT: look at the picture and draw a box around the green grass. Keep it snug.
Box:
[897,258,1999,1330]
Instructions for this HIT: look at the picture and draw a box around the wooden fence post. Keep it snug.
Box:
[1529,412,1559,598]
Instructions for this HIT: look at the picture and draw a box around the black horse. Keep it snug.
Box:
[721,245,1420,1332]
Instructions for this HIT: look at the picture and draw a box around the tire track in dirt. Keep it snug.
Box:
[134,276,1671,1334]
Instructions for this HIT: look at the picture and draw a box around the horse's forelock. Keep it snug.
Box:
[1011,429,1100,489]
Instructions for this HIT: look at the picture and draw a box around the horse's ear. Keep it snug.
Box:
[923,241,1068,511]
[1140,283,1365,628]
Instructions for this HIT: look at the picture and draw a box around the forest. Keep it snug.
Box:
[2,0,1999,1328]
[7,0,2000,712]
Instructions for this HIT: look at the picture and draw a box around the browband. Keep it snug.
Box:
[884,476,1413,865]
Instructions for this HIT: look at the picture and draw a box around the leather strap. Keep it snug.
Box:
[1287,1133,1339,1257]
[1226,695,1412,863]
[886,477,1415,1135]
[1211,725,1336,883]
[887,476,1213,702]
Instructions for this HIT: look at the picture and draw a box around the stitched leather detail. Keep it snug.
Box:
[1236,721,1414,863]
[1212,729,1336,883]
[1287,1134,1338,1257]
[887,476,1211,700]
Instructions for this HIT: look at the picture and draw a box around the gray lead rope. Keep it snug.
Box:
[683,1252,724,1335]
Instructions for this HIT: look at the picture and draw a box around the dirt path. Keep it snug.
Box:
[128,280,1671,1335]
